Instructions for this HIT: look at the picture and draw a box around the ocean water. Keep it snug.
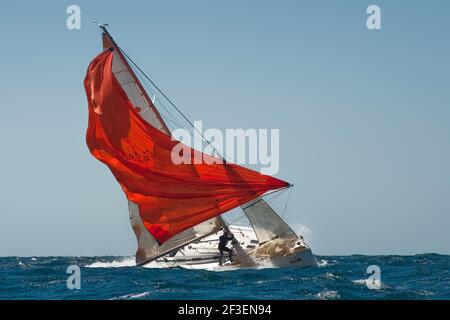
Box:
[0,254,449,300]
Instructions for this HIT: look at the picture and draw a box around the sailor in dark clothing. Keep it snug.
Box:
[218,231,235,265]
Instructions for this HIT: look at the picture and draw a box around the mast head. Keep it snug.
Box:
[92,20,109,33]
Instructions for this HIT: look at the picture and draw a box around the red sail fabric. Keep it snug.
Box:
[84,50,289,244]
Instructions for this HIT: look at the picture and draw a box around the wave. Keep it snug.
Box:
[325,271,338,279]
[315,290,340,300]
[110,292,150,300]
[317,259,328,267]
[1,255,449,300]
[178,261,274,272]
[85,257,135,268]
[352,279,391,289]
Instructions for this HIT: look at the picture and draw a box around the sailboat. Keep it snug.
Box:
[84,25,317,270]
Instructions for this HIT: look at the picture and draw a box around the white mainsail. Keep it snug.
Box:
[129,202,222,264]
[101,27,222,265]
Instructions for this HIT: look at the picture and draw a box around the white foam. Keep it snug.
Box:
[111,292,150,300]
[85,257,135,268]
[177,259,276,272]
[352,279,390,289]
[317,259,328,267]
[352,279,367,285]
[141,261,169,269]
[179,262,249,272]
[315,290,340,300]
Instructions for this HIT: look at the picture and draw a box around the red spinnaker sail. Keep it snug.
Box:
[84,50,289,244]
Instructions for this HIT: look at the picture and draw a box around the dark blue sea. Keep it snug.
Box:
[1,254,449,300]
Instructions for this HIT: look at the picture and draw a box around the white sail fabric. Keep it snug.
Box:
[242,197,297,244]
[129,202,221,264]
[102,31,223,265]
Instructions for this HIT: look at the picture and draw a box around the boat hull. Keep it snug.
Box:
[270,248,317,268]
[142,225,317,270]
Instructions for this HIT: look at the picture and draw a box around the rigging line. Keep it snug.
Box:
[154,90,229,158]
[281,186,293,219]
[155,97,184,128]
[160,114,186,130]
[266,189,284,205]
[227,215,248,225]
[157,104,186,132]
[267,186,288,201]
[241,185,293,211]
[129,53,230,160]
[142,84,181,128]
[119,48,226,161]
[139,76,208,144]
[261,185,292,200]
[130,60,197,138]
[131,64,187,131]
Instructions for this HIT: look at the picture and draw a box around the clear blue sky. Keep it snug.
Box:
[0,1,449,256]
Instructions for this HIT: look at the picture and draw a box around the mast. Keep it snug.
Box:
[97,25,225,265]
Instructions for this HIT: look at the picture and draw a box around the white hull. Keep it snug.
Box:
[143,225,317,270]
